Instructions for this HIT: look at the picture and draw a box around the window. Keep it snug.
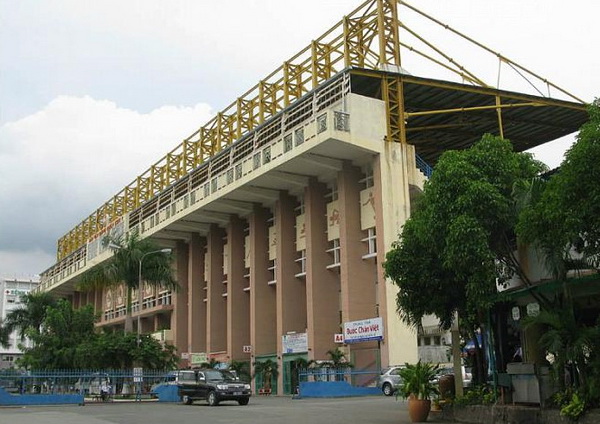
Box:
[326,239,341,269]
[334,111,350,131]
[253,152,261,170]
[295,249,306,278]
[267,259,277,286]
[294,128,304,146]
[235,163,243,180]
[317,113,327,133]
[211,177,218,193]
[263,146,271,164]
[227,168,234,184]
[325,182,338,201]
[284,134,293,152]
[362,228,377,259]
[295,197,305,215]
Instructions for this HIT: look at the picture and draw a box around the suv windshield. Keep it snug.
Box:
[205,370,236,381]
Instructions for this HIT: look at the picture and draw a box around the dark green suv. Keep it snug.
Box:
[177,369,251,406]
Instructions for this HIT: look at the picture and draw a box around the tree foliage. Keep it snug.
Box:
[518,100,600,274]
[9,298,178,370]
[384,134,546,330]
[78,231,177,332]
[79,231,177,293]
[0,292,57,347]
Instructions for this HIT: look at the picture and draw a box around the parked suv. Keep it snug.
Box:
[376,365,404,396]
[177,369,251,406]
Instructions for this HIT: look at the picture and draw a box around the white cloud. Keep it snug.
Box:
[0,0,598,277]
[0,96,213,272]
[0,248,53,280]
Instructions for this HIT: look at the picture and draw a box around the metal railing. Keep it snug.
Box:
[415,153,433,178]
[0,369,170,400]
[298,367,379,388]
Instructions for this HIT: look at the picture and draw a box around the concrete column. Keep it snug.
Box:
[72,292,80,309]
[338,164,379,366]
[207,225,227,354]
[276,192,307,392]
[188,233,207,357]
[305,180,340,360]
[374,143,419,366]
[227,216,251,361]
[95,288,102,318]
[171,241,189,356]
[249,206,277,356]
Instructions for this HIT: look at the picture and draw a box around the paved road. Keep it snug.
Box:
[0,396,447,424]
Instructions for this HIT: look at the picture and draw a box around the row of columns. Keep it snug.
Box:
[73,151,420,393]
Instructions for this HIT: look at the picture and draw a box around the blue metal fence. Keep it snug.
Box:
[0,369,170,401]
[297,367,381,397]
[415,154,433,178]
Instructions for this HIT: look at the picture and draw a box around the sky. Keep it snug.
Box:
[1,0,599,279]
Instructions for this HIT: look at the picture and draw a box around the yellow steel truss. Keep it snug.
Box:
[56,0,583,260]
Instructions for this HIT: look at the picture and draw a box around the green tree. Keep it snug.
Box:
[0,292,57,348]
[515,101,600,412]
[291,357,316,392]
[16,300,178,370]
[79,231,177,332]
[18,300,96,369]
[518,100,600,274]
[384,134,546,383]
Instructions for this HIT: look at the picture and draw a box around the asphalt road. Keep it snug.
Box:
[0,396,447,424]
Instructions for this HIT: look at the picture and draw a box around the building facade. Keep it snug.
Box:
[37,1,586,395]
[0,277,39,369]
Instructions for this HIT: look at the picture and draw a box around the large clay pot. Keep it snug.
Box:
[408,398,431,423]
[439,374,455,399]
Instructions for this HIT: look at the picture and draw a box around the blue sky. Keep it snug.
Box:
[1,0,599,278]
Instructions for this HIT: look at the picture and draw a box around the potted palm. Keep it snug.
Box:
[397,361,439,423]
[253,359,279,395]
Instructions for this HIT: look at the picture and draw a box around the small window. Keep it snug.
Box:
[284,134,293,152]
[317,113,327,133]
[227,169,234,184]
[294,128,304,146]
[235,163,243,180]
[253,152,261,170]
[334,111,350,131]
[263,146,271,164]
[211,177,218,193]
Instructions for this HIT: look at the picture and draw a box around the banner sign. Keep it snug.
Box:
[343,317,384,344]
[190,352,208,366]
[282,332,308,354]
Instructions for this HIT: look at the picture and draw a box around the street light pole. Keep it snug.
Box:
[137,248,172,347]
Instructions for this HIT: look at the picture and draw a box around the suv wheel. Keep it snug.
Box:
[207,391,220,406]
[181,395,193,405]
[238,398,249,406]
[382,383,394,396]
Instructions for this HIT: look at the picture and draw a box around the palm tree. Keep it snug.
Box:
[229,360,251,381]
[253,359,279,392]
[523,305,600,392]
[0,292,57,348]
[78,231,177,333]
[291,357,315,393]
[325,348,353,381]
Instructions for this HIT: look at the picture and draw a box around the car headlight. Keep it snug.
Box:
[244,384,251,390]
[216,384,228,390]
